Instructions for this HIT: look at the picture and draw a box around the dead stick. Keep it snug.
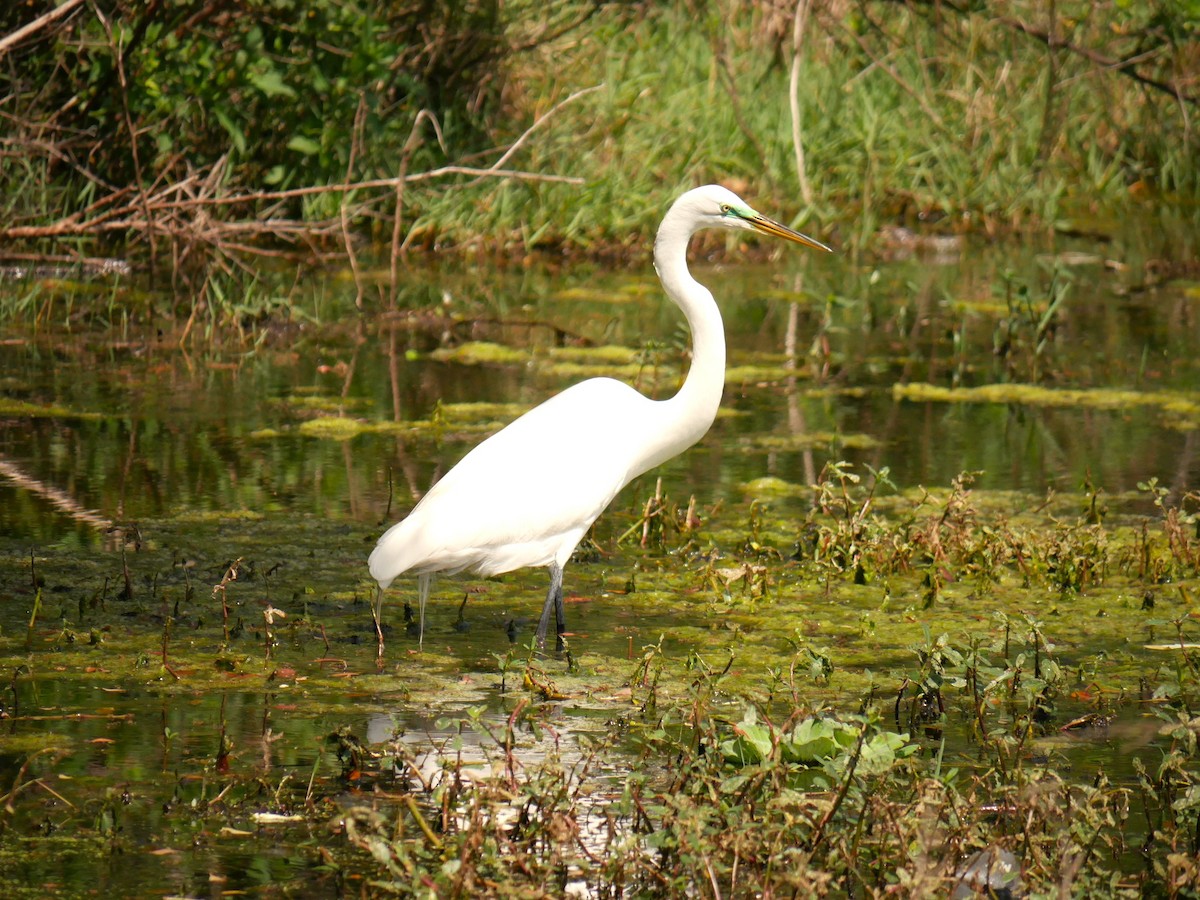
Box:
[0,0,87,58]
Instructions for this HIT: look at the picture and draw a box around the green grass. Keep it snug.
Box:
[1,1,1196,327]
[393,1,1197,253]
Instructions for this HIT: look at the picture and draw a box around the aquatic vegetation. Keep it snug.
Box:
[0,226,1197,893]
[895,382,1200,430]
[745,431,884,452]
[326,643,1196,896]
[544,345,641,366]
[428,341,531,367]
[2,463,1200,894]
[542,359,660,382]
[0,398,101,420]
[741,476,809,499]
[282,393,372,413]
[297,416,371,441]
[436,401,531,423]
[723,363,798,385]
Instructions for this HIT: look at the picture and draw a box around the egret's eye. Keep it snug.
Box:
[719,203,732,215]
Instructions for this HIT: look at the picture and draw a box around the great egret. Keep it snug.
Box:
[369,184,830,654]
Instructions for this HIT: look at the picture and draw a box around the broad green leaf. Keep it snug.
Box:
[287,135,322,155]
[249,69,296,99]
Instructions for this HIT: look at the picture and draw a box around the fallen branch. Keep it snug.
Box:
[0,164,582,244]
[0,0,88,58]
[0,71,599,270]
[148,164,585,211]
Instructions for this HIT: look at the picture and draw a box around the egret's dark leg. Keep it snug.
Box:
[417,573,432,649]
[535,563,566,651]
[372,584,386,658]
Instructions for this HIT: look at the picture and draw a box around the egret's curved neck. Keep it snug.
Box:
[641,207,726,471]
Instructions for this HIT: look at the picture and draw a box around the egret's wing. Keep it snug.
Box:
[370,379,655,584]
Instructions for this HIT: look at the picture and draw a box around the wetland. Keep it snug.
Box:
[4,0,1200,893]
[1,224,1200,897]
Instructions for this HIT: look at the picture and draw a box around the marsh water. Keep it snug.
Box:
[6,234,1198,535]
[1,216,1198,895]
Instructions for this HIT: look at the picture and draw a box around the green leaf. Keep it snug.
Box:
[287,135,321,155]
[719,710,775,764]
[249,69,296,99]
[212,108,246,155]
[782,718,848,763]
[734,722,773,761]
[855,732,911,776]
[719,774,749,793]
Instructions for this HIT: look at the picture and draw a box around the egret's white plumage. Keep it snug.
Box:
[369,185,830,652]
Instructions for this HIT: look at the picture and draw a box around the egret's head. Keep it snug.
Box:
[677,184,832,253]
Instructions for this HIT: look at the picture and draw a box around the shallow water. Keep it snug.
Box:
[3,238,1197,536]
[0,222,1198,893]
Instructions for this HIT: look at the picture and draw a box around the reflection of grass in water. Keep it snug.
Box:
[1,471,1199,895]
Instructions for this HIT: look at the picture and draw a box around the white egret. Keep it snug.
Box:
[369,184,831,654]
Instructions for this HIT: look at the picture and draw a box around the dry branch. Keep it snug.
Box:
[0,165,582,243]
[0,0,87,58]
[789,0,814,206]
[0,78,599,254]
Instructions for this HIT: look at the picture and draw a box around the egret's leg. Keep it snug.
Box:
[554,569,567,644]
[372,584,386,658]
[417,573,432,648]
[535,563,566,651]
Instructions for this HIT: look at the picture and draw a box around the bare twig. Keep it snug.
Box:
[711,36,770,175]
[838,19,948,132]
[95,7,157,269]
[391,109,444,300]
[0,165,583,245]
[341,95,368,310]
[789,0,814,205]
[2,748,73,814]
[212,557,242,644]
[144,164,583,209]
[807,720,870,850]
[1,78,589,270]
[877,0,1198,106]
[484,84,603,175]
[0,0,88,58]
